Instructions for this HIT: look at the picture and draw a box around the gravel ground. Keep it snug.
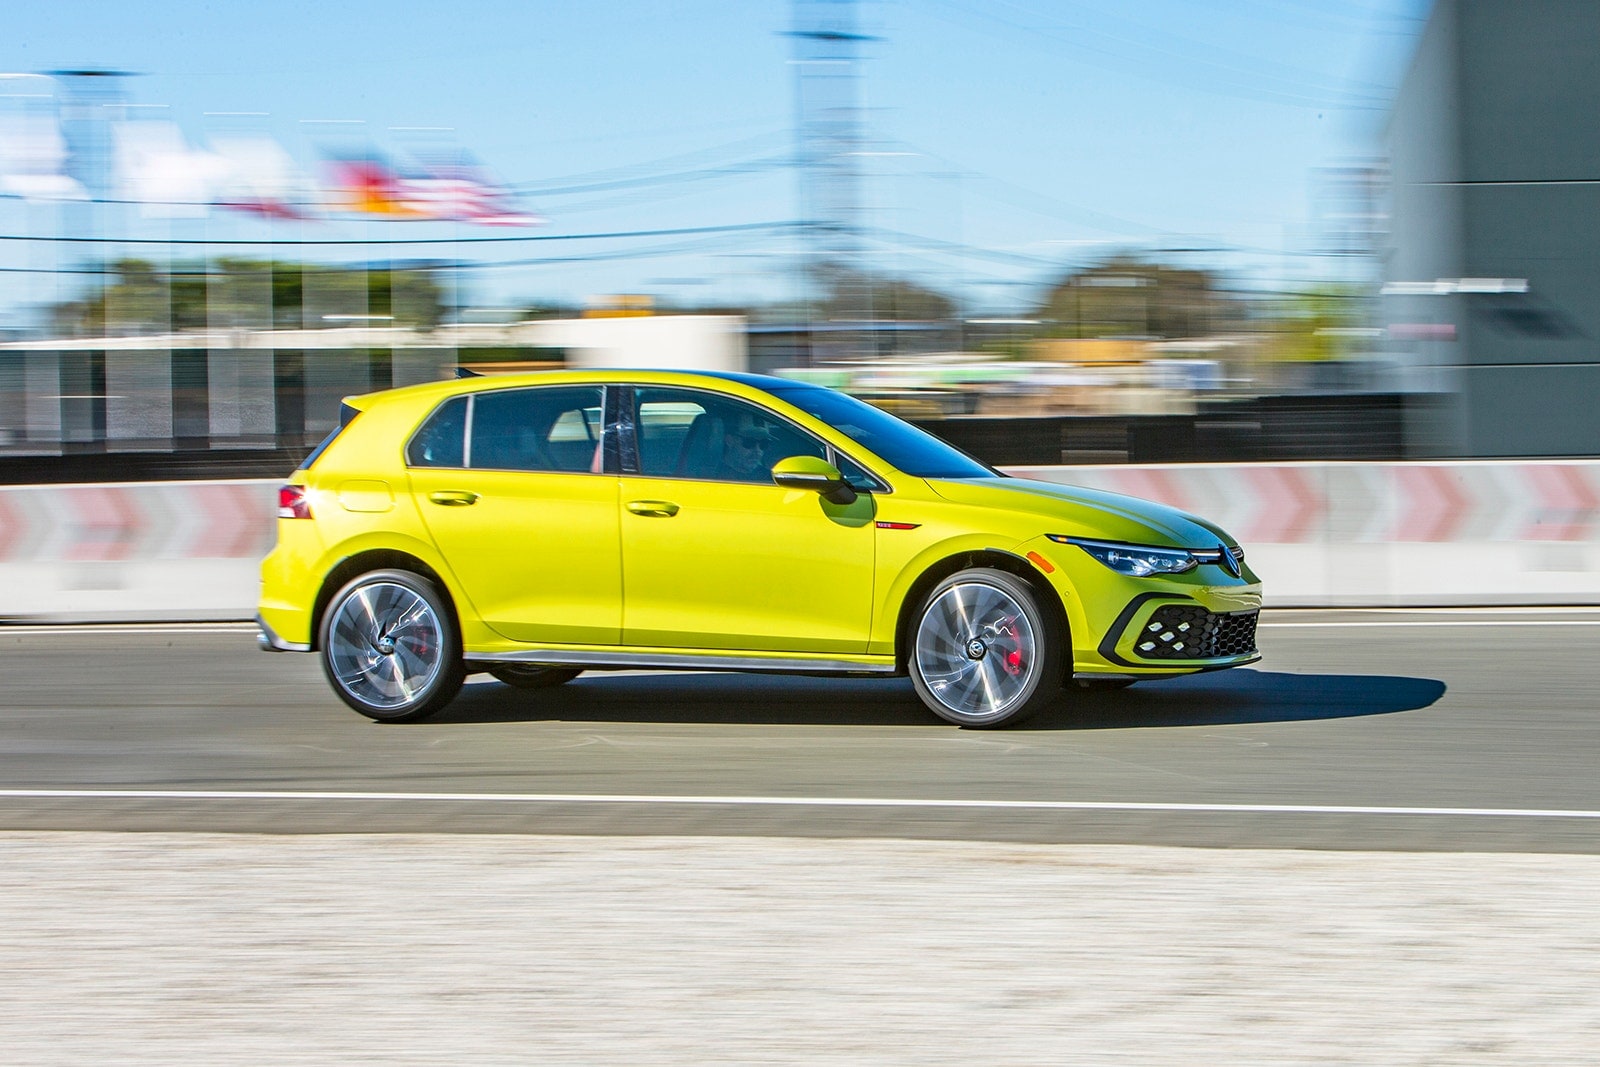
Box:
[2,833,1597,1066]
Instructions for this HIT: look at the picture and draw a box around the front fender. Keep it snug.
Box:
[870,531,1031,654]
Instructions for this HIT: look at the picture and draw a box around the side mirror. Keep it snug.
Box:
[771,454,858,505]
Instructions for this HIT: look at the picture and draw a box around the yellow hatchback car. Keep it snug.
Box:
[258,370,1261,727]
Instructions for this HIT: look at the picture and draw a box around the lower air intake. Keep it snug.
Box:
[1134,606,1259,660]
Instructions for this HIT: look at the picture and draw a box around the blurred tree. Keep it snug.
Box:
[1259,285,1370,361]
[50,259,446,335]
[1036,255,1237,339]
[816,264,957,322]
[517,301,583,320]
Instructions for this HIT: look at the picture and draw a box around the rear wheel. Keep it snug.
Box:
[320,569,464,722]
[488,665,583,690]
[908,567,1064,728]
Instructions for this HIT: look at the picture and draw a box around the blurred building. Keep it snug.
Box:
[1385,0,1600,456]
[0,314,745,460]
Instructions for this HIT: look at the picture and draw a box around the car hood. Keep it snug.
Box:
[926,476,1235,548]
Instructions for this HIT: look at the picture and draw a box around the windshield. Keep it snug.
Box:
[768,386,996,480]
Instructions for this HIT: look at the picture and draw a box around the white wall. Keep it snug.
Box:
[522,315,747,373]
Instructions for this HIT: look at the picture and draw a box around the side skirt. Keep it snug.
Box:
[466,648,899,677]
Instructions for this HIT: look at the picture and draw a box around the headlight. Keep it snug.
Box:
[1049,536,1198,577]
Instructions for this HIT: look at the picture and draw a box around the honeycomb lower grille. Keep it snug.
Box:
[1134,606,1259,660]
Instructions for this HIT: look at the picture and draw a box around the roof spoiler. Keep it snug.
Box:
[455,366,484,379]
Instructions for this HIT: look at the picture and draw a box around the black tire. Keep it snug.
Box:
[319,568,465,722]
[488,665,583,690]
[907,567,1065,728]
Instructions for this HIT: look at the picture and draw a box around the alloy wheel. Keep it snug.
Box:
[325,576,451,717]
[914,580,1039,721]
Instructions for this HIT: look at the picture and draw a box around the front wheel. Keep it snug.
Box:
[320,569,464,722]
[908,567,1064,728]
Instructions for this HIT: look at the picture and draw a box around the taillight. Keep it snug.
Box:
[278,484,313,520]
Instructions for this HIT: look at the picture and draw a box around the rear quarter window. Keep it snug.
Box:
[406,396,468,468]
[301,402,362,470]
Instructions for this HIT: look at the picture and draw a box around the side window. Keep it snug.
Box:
[636,393,707,477]
[406,396,466,468]
[635,388,826,484]
[470,386,605,473]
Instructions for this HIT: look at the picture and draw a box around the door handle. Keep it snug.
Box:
[428,490,480,507]
[626,499,680,517]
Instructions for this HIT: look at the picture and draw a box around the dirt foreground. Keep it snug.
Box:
[2,833,1596,1065]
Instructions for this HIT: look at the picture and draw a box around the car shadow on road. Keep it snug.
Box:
[426,668,1445,729]
[1047,670,1447,730]
[434,672,924,726]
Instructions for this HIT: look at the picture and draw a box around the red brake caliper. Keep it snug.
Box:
[1000,619,1025,677]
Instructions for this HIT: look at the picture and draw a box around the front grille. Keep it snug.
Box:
[1133,605,1259,660]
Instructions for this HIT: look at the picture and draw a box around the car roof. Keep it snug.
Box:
[352,367,821,412]
[693,370,816,390]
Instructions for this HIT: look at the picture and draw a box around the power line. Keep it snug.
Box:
[516,155,791,198]
[0,220,800,247]
[0,231,799,276]
[509,131,790,190]
[924,0,1391,110]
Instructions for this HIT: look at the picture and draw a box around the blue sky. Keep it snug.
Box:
[0,0,1428,319]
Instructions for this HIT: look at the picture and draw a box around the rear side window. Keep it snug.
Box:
[470,386,605,473]
[407,396,468,468]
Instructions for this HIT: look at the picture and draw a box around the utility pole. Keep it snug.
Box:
[789,0,873,364]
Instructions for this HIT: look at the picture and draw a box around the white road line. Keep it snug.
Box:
[1,789,1599,821]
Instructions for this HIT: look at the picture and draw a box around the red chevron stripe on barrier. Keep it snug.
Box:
[63,485,142,562]
[1521,464,1600,542]
[1393,466,1471,542]
[1243,466,1321,543]
[191,482,274,559]
[0,494,22,560]
[7,465,1600,572]
[0,482,279,563]
[1113,467,1190,512]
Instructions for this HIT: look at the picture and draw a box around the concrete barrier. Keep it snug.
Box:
[1009,461,1600,606]
[0,480,276,622]
[2,461,1598,621]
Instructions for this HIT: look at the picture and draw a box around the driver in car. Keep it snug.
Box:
[716,410,778,481]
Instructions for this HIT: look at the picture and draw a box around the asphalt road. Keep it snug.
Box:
[2,608,1598,851]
